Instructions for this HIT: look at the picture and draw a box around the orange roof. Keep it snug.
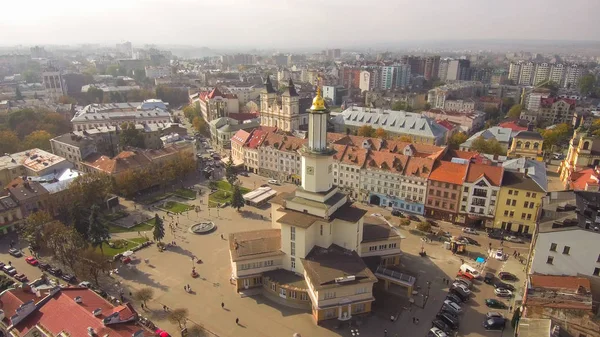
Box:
[465,163,503,186]
[568,167,599,190]
[429,161,468,185]
[530,275,590,291]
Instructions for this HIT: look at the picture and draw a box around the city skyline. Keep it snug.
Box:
[2,0,599,48]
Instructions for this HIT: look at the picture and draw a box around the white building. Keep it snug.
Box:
[564,65,583,89]
[508,62,521,84]
[381,67,395,90]
[359,70,372,92]
[224,85,262,104]
[458,163,503,227]
[144,66,171,79]
[70,99,171,131]
[260,77,306,132]
[533,63,550,86]
[42,70,66,101]
[549,63,566,86]
[518,62,535,86]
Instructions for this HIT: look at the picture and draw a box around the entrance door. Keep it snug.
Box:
[506,223,513,231]
[243,278,250,289]
[517,225,523,233]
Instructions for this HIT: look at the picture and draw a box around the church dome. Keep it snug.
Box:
[310,87,326,111]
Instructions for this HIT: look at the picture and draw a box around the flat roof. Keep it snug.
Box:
[362,216,401,243]
[517,318,552,337]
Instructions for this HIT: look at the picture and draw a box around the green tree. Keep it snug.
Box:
[19,211,53,251]
[470,137,506,156]
[15,86,23,100]
[106,65,119,77]
[23,130,53,151]
[416,222,432,233]
[579,74,596,96]
[133,287,154,307]
[153,213,165,242]
[119,122,144,148]
[502,97,515,113]
[88,205,111,255]
[506,104,523,119]
[391,101,407,111]
[231,184,245,211]
[225,155,238,188]
[357,125,376,137]
[87,87,104,103]
[448,132,468,149]
[0,131,20,154]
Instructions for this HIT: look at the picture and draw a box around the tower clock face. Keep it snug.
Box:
[307,166,315,175]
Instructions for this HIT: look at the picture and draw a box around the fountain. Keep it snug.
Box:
[190,222,216,234]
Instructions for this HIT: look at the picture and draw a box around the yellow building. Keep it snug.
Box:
[494,164,546,234]
[559,130,600,188]
[507,130,544,160]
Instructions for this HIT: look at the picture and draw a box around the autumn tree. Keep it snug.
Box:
[0,131,20,154]
[153,214,165,242]
[357,125,376,137]
[416,222,432,233]
[448,132,468,149]
[506,104,523,119]
[68,173,114,210]
[187,325,207,337]
[23,130,53,151]
[192,117,208,135]
[168,308,189,329]
[398,135,413,143]
[119,122,144,148]
[231,184,245,211]
[470,137,506,156]
[19,211,54,251]
[53,226,86,271]
[76,250,112,286]
[375,128,388,139]
[133,287,154,306]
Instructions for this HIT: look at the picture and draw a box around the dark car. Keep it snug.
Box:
[62,274,76,283]
[408,215,420,221]
[391,210,402,217]
[484,272,495,284]
[463,237,480,246]
[499,272,518,281]
[239,171,249,177]
[493,280,516,291]
[436,312,459,330]
[449,288,470,302]
[432,319,453,333]
[427,219,439,227]
[483,317,506,330]
[49,267,63,276]
[485,299,507,309]
[93,288,108,298]
[38,262,51,271]
[487,231,504,240]
[446,293,463,304]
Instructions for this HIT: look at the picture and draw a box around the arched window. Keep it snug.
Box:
[525,142,530,149]
[533,142,539,149]
[583,141,590,150]
[516,141,523,148]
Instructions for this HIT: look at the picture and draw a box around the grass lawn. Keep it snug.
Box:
[173,188,197,200]
[161,201,193,213]
[139,192,172,205]
[96,237,149,257]
[208,182,250,207]
[108,218,155,234]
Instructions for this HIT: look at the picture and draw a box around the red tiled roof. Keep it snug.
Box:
[16,288,148,337]
[436,119,458,131]
[207,87,223,99]
[498,120,528,132]
[530,275,590,291]
[0,289,43,326]
[443,149,479,161]
[568,167,599,190]
[246,129,269,149]
[465,163,503,186]
[231,130,251,146]
[429,161,468,185]
[541,97,576,107]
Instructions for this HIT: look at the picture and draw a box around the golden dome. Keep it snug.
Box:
[310,86,326,111]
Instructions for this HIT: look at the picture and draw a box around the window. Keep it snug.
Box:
[550,243,557,252]
[506,199,511,205]
[526,192,531,197]
[514,191,519,196]
[290,291,297,299]
[290,226,295,241]
[280,288,287,297]
[527,214,532,220]
[511,200,516,206]
[546,256,554,264]
[324,292,336,299]
[509,211,514,217]
[563,246,570,255]
[529,203,534,209]
[300,292,308,301]
[594,268,600,276]
[524,201,529,208]
[355,287,367,294]
[353,303,366,313]
[463,187,469,192]
[265,260,274,266]
[320,225,323,236]
[291,242,296,256]
[521,213,526,220]
[532,193,537,198]
[291,257,296,269]
[508,190,513,195]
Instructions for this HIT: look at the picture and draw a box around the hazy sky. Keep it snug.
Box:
[2,0,599,48]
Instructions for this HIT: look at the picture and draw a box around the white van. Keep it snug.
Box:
[459,263,481,279]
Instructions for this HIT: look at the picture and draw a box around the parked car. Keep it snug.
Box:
[494,288,513,297]
[391,210,402,217]
[408,215,420,221]
[485,299,507,309]
[3,265,17,276]
[462,227,478,235]
[436,312,459,330]
[486,312,504,319]
[494,250,507,261]
[457,270,475,280]
[239,171,249,177]
[498,272,518,281]
[14,274,28,282]
[483,317,506,330]
[462,237,480,246]
[428,327,448,337]
[25,256,39,266]
[449,288,470,302]
[453,277,472,289]
[431,319,453,333]
[49,267,63,276]
[484,272,495,284]
[459,263,481,279]
[427,219,439,227]
[8,248,22,257]
[78,281,92,288]
[62,274,76,283]
[38,262,51,271]
[268,179,280,185]
[442,300,462,314]
[93,288,108,298]
[503,235,524,243]
[493,280,516,291]
[488,231,504,240]
[445,293,463,304]
[451,283,472,295]
[0,262,5,269]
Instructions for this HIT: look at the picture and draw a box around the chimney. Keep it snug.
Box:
[527,123,534,132]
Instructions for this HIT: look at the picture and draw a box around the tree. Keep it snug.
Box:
[470,137,506,156]
[398,135,413,143]
[58,96,77,104]
[19,211,54,251]
[399,219,411,226]
[225,155,238,188]
[357,125,375,137]
[192,117,208,136]
[119,122,144,148]
[391,101,407,111]
[416,222,432,233]
[579,74,596,96]
[448,132,468,149]
[106,65,119,77]
[231,184,245,211]
[375,128,388,139]
[502,97,515,113]
[88,205,111,255]
[76,250,112,286]
[86,87,104,103]
[23,130,53,151]
[153,213,165,242]
[15,86,23,100]
[187,325,207,337]
[0,131,20,154]
[68,173,114,210]
[133,287,154,306]
[168,308,189,329]
[53,226,86,271]
[506,104,523,119]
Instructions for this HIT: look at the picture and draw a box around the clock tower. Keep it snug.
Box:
[300,85,336,194]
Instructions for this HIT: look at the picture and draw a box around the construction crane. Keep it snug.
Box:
[520,79,554,105]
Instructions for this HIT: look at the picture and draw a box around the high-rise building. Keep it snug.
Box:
[381,66,395,90]
[564,64,582,89]
[446,59,471,81]
[549,63,566,85]
[30,46,47,59]
[518,62,535,86]
[394,64,411,88]
[438,59,450,81]
[508,62,522,84]
[533,63,550,85]
[42,69,66,102]
[401,55,424,76]
[423,56,440,81]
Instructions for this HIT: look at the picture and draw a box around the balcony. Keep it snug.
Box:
[473,189,487,198]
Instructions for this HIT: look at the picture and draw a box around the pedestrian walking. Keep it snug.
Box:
[187,284,190,291]
[236,318,239,325]
[163,305,167,311]
[500,239,504,246]
[412,317,415,323]
[221,234,224,240]
[509,305,513,312]
[221,302,225,309]
[141,303,144,309]
[384,329,387,337]
[415,318,419,325]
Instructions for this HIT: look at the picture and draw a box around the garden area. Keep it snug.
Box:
[108,217,155,234]
[104,209,129,222]
[159,201,193,214]
[172,188,197,200]
[96,237,149,257]
[208,180,250,207]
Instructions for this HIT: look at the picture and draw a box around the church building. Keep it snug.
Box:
[259,76,305,132]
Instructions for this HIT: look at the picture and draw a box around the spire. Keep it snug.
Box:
[263,75,276,94]
[282,78,298,97]
[310,78,326,111]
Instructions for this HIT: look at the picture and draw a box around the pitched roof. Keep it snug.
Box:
[501,171,545,193]
[231,129,251,146]
[498,120,529,132]
[429,161,468,185]
[465,163,503,186]
[514,130,543,140]
[207,87,223,99]
[568,167,599,190]
[228,229,284,262]
[281,78,298,97]
[263,76,276,94]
